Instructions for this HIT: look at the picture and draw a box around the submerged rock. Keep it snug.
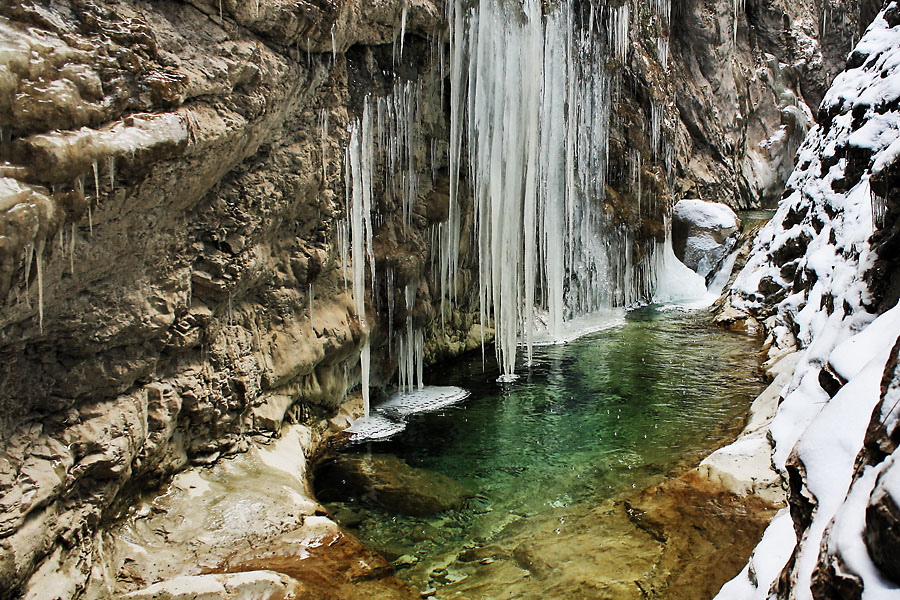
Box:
[315,453,473,516]
[672,200,741,280]
[121,571,303,600]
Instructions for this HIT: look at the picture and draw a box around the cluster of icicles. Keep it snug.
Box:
[13,157,114,334]
[337,80,427,415]
[340,0,694,414]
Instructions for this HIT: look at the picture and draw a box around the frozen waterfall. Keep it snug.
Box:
[343,0,702,392]
[443,0,669,378]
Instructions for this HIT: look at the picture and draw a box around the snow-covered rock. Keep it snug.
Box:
[671,199,740,280]
[716,3,900,598]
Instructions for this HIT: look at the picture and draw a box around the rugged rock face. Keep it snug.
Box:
[716,3,900,597]
[0,0,879,597]
[664,0,881,208]
[0,0,473,596]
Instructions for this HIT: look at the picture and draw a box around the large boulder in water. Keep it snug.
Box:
[314,453,473,516]
[672,199,741,279]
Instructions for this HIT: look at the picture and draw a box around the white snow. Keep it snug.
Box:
[826,457,900,600]
[713,508,796,600]
[719,3,900,597]
[673,199,739,230]
[790,337,895,599]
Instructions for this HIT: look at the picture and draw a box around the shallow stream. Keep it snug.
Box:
[319,306,766,597]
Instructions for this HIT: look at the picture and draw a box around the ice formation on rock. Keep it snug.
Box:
[346,386,470,442]
[438,0,680,377]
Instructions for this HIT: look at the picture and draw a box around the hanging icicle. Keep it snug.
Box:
[107,155,115,191]
[92,160,100,202]
[609,3,630,64]
[345,101,377,417]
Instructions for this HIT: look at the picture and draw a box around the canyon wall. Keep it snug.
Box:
[717,2,900,596]
[0,0,879,597]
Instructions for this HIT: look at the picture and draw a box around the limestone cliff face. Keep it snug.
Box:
[0,1,477,595]
[0,0,875,597]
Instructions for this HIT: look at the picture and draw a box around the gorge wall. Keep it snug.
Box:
[0,0,881,597]
[716,2,900,597]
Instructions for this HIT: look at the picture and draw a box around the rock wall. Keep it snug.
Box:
[0,0,478,595]
[716,3,900,597]
[0,0,879,597]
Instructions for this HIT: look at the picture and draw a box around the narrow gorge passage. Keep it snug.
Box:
[2,0,898,598]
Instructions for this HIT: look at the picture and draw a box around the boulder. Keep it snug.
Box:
[866,458,900,583]
[672,200,741,280]
[314,453,473,516]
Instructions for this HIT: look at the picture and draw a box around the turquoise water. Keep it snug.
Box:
[319,306,765,592]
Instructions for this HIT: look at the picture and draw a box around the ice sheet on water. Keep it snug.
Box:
[345,386,470,443]
[526,308,626,347]
[346,414,406,443]
[378,386,471,418]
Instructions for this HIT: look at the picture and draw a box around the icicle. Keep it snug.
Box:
[107,155,115,191]
[610,3,630,64]
[733,0,745,45]
[360,344,370,416]
[23,243,33,292]
[387,268,395,349]
[440,0,467,322]
[324,0,662,382]
[35,240,44,333]
[69,223,75,274]
[650,101,663,158]
[320,109,329,182]
[399,0,408,58]
[92,160,100,201]
[415,328,424,390]
[345,100,377,416]
[331,25,337,63]
[657,37,669,70]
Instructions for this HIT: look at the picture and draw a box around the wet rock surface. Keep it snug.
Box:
[315,453,473,516]
[390,467,779,600]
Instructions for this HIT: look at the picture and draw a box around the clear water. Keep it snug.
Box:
[320,306,765,593]
[739,209,777,229]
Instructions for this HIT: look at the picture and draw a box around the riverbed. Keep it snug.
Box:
[318,305,769,598]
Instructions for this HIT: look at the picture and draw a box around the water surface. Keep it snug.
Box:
[321,306,765,595]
